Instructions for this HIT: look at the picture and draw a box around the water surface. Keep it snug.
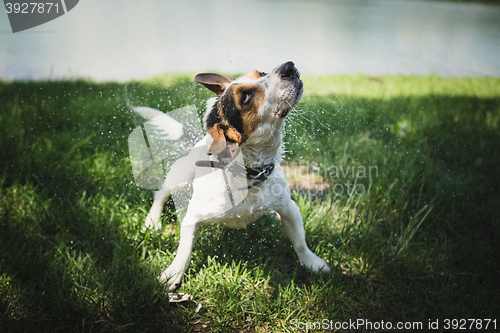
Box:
[1,0,499,81]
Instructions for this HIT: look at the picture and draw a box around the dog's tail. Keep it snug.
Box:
[133,106,169,121]
[132,106,201,146]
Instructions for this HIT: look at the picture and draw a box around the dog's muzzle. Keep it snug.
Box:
[274,61,303,118]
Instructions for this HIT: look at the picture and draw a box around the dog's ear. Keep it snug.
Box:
[195,73,234,96]
[208,123,241,158]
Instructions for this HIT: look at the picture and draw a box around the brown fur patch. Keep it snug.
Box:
[207,123,242,157]
[223,125,243,144]
[207,124,226,145]
[231,84,265,138]
[242,70,262,80]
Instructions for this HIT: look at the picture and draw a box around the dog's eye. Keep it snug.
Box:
[259,72,267,77]
[241,91,254,105]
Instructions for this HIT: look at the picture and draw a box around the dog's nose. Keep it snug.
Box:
[278,61,300,79]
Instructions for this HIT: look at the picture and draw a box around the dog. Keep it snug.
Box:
[139,61,330,292]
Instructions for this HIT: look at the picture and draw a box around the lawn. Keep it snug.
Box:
[0,74,499,332]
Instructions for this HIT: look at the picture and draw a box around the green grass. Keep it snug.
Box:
[0,74,499,332]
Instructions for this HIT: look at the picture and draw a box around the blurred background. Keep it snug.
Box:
[1,0,500,81]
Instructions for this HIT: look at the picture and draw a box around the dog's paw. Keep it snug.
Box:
[159,265,184,292]
[145,214,162,231]
[300,251,331,274]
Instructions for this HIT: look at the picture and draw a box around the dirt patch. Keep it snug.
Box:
[282,163,330,199]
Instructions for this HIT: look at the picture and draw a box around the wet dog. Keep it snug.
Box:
[141,62,330,291]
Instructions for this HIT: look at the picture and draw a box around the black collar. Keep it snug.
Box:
[195,160,275,190]
[243,164,275,189]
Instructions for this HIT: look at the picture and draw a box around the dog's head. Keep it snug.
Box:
[195,61,303,158]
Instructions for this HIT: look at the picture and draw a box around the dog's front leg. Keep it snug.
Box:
[145,150,199,230]
[277,199,330,273]
[145,186,171,230]
[160,218,200,292]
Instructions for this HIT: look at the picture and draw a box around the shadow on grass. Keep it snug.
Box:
[0,183,189,332]
[0,79,205,332]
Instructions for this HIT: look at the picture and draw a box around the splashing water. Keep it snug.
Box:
[290,92,344,131]
[283,92,344,158]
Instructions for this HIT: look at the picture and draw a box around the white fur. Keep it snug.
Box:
[144,63,330,291]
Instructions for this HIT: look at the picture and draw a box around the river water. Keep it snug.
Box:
[1,0,499,81]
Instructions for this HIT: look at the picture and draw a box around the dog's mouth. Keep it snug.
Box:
[278,80,303,118]
[294,80,304,105]
[280,110,289,118]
